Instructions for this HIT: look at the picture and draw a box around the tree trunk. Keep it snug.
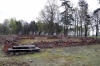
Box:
[64,25,66,35]
[96,25,98,37]
[77,17,79,37]
[84,25,88,37]
[75,18,76,37]
[96,15,99,37]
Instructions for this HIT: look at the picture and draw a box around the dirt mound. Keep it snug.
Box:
[63,37,100,43]
[33,37,100,48]
[66,37,82,42]
[0,34,18,44]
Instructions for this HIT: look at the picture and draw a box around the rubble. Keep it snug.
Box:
[3,35,100,49]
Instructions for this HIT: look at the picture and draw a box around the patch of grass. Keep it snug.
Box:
[24,52,51,58]
[46,49,52,53]
[64,55,85,61]
[56,48,63,52]
[19,39,36,44]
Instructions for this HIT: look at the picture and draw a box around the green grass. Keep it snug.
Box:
[0,44,100,66]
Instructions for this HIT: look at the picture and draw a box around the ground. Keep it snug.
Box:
[0,36,100,66]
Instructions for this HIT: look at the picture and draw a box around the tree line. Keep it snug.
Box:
[0,18,63,35]
[0,0,100,37]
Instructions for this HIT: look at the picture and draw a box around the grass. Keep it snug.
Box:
[0,37,100,66]
[0,44,100,66]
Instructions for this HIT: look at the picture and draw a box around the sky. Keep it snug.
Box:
[0,0,100,23]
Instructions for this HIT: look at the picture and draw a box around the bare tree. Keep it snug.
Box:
[78,0,89,37]
[93,8,100,37]
[38,0,59,35]
[73,8,80,37]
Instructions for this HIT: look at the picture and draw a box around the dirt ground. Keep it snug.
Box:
[0,34,17,44]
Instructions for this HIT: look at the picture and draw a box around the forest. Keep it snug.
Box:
[0,0,100,37]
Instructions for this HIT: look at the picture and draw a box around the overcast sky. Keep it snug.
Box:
[0,0,100,23]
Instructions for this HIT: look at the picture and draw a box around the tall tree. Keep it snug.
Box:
[29,21,38,35]
[60,0,73,36]
[9,18,17,34]
[73,8,80,37]
[16,21,22,34]
[54,23,63,35]
[36,21,45,35]
[81,1,90,37]
[23,22,29,35]
[93,8,100,37]
[3,19,10,34]
[38,0,59,35]
[78,0,89,37]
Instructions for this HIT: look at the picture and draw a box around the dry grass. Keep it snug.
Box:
[0,44,100,66]
[19,37,61,44]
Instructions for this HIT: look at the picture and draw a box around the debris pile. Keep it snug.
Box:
[3,35,100,49]
[33,37,100,48]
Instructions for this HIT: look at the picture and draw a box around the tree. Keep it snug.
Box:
[60,0,74,36]
[54,23,63,35]
[38,0,59,35]
[9,18,17,34]
[84,14,91,37]
[81,1,89,37]
[3,19,10,34]
[23,22,29,35]
[16,21,22,34]
[73,8,80,37]
[78,0,89,37]
[29,21,38,35]
[36,21,45,35]
[93,8,100,37]
[0,23,3,35]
